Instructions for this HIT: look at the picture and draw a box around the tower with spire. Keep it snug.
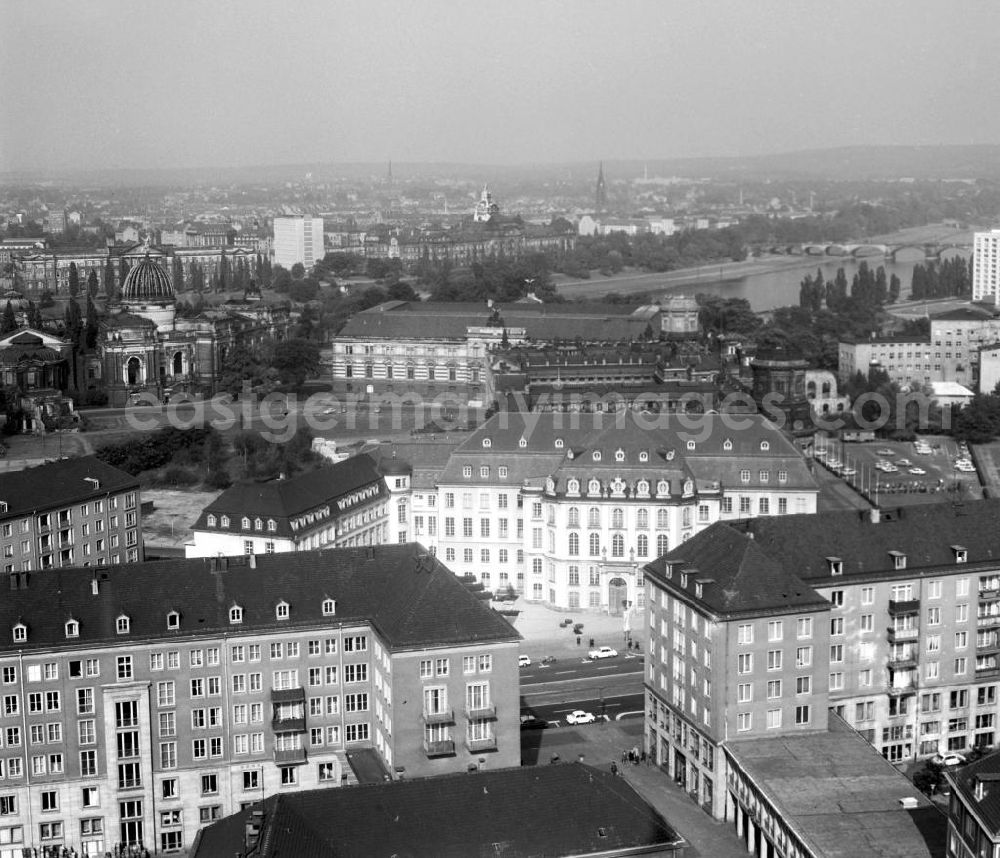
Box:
[595,162,608,214]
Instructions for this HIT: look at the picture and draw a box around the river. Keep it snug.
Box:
[557,248,971,313]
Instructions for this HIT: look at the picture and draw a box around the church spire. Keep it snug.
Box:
[595,162,608,214]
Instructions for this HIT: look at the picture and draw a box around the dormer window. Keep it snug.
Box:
[0,502,6,513]
[116,614,130,635]
[254,517,263,531]
[518,438,527,448]
[723,439,733,451]
[639,451,648,463]
[229,605,243,624]
[555,438,564,449]
[636,480,650,496]
[65,619,79,639]
[276,601,290,620]
[242,517,251,530]
[567,479,580,494]
[207,514,217,528]
[166,611,180,630]
[889,551,907,570]
[680,573,688,588]
[220,515,230,528]
[827,557,843,576]
[656,480,669,496]
[686,440,695,451]
[588,479,601,495]
[462,466,472,478]
[267,519,277,532]
[12,623,26,643]
[322,598,336,617]
[592,451,602,462]
[952,545,968,564]
[615,449,625,462]
[760,440,770,451]
[482,438,492,448]
[695,582,703,598]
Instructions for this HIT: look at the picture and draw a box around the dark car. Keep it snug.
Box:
[519,716,549,730]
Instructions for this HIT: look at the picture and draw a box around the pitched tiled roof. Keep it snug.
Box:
[0,544,519,653]
[948,750,1000,835]
[646,523,829,617]
[0,456,138,519]
[191,455,385,538]
[191,763,684,858]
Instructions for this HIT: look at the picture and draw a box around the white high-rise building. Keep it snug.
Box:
[973,229,1000,304]
[273,215,324,270]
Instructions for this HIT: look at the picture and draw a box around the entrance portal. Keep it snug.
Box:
[608,577,627,616]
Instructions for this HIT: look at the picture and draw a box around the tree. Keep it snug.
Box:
[86,269,99,297]
[172,256,185,292]
[289,277,320,303]
[272,266,292,293]
[1,302,16,334]
[104,259,115,295]
[26,301,42,330]
[272,339,321,387]
[290,262,306,280]
[84,296,99,349]
[68,261,79,297]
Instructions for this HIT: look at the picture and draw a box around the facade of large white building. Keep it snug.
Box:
[973,229,1000,304]
[273,216,324,270]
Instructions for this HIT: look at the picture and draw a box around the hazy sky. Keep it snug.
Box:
[3,0,999,173]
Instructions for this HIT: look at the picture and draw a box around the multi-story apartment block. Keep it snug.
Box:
[272,215,324,270]
[646,500,1000,825]
[973,229,1000,304]
[0,457,142,573]
[838,306,1000,390]
[427,411,817,612]
[186,455,389,558]
[945,750,1000,858]
[0,545,519,855]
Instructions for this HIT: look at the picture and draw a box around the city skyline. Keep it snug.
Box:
[3,0,1000,175]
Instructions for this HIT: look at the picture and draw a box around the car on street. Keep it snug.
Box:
[876,448,894,456]
[841,467,857,477]
[565,710,596,725]
[931,752,966,767]
[908,467,927,475]
[826,458,842,469]
[518,655,531,668]
[520,715,549,730]
[588,646,618,660]
[896,458,913,467]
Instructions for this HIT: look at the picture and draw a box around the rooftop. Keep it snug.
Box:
[726,718,946,858]
[0,456,138,518]
[0,544,520,653]
[948,750,1000,835]
[191,763,684,858]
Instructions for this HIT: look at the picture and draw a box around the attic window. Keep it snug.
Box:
[322,598,336,617]
[462,466,472,478]
[242,517,251,530]
[664,563,673,579]
[84,477,100,490]
[723,439,733,451]
[12,623,26,643]
[639,451,648,463]
[695,582,703,598]
[267,518,277,532]
[166,611,180,630]
[760,440,770,451]
[555,438,564,449]
[229,605,243,625]
[592,451,602,462]
[656,480,669,496]
[680,573,688,588]
[254,517,263,531]
[827,557,843,576]
[116,614,130,635]
[276,601,290,620]
[567,479,580,494]
[889,550,907,570]
[64,619,79,639]
[686,440,695,450]
[952,545,968,564]
[482,438,492,448]
[615,449,625,462]
[598,827,607,838]
[220,515,230,528]
[0,502,6,513]
[518,438,527,448]
[207,514,217,528]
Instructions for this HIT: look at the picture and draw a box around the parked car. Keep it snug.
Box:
[876,448,894,456]
[588,646,618,660]
[841,467,857,477]
[908,467,927,475]
[520,716,549,730]
[931,752,966,767]
[896,458,913,467]
[566,710,596,725]
[572,623,584,634]
[540,656,557,666]
[518,655,531,668]
[559,619,572,628]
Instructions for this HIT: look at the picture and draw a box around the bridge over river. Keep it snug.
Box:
[774,241,972,261]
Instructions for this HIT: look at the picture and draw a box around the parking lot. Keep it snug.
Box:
[813,435,983,506]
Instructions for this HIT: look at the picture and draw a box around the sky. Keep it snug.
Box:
[2,0,1000,174]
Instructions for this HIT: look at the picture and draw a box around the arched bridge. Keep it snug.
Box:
[792,241,972,261]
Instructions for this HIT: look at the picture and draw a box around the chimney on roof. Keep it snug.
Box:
[245,806,265,853]
[91,574,99,596]
[897,797,918,809]
[366,545,376,560]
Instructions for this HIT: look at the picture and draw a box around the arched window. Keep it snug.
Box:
[568,533,579,556]
[519,437,528,448]
[760,440,770,451]
[166,611,180,630]
[12,623,26,643]
[656,509,670,529]
[588,479,601,495]
[615,448,625,462]
[588,533,601,557]
[229,605,243,624]
[65,619,79,638]
[567,479,580,494]
[637,534,649,558]
[322,598,336,616]
[612,534,624,557]
[636,480,650,497]
[482,438,492,448]
[116,615,130,635]
[656,480,669,496]
[611,508,624,529]
[592,451,602,462]
[686,440,695,450]
[588,507,601,528]
[241,517,251,530]
[637,509,648,529]
[656,534,670,555]
[723,438,733,451]
[639,451,649,463]
[568,507,579,527]
[555,438,564,449]
[276,601,290,620]
[206,514,216,528]
[220,515,230,528]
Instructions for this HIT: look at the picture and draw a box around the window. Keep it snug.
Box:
[117,656,133,681]
[737,712,751,732]
[229,605,243,624]
[737,624,754,645]
[737,653,752,674]
[767,620,783,642]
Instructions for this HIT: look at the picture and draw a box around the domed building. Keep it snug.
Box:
[93,253,292,406]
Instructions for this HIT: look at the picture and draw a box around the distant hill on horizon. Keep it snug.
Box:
[4,144,1000,187]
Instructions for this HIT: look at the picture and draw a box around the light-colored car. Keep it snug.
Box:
[931,752,966,767]
[841,467,857,477]
[896,459,913,467]
[876,448,894,456]
[566,710,596,725]
[826,458,842,469]
[518,655,531,668]
[588,646,618,660]
[908,467,927,475]
[881,464,899,473]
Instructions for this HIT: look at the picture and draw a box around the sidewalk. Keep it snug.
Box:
[509,597,638,659]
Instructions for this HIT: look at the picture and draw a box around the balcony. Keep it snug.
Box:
[465,703,497,721]
[422,708,455,725]
[888,599,920,616]
[887,683,917,697]
[887,654,918,670]
[978,614,1000,630]
[423,739,456,758]
[271,717,306,733]
[887,626,919,644]
[979,586,1000,602]
[271,687,305,704]
[466,736,498,753]
[274,747,307,765]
